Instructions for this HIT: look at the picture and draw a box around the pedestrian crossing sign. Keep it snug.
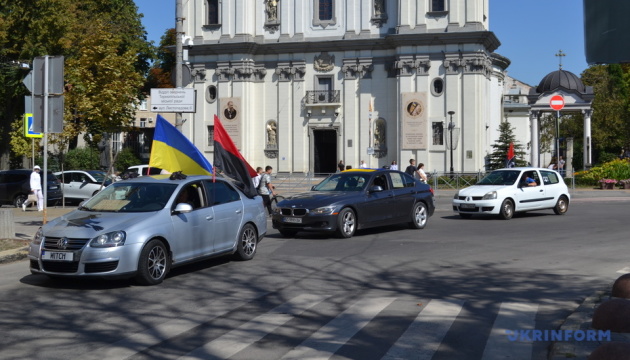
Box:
[24,113,43,138]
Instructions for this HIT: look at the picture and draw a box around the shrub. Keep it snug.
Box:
[113,148,140,172]
[63,147,99,170]
[574,159,630,186]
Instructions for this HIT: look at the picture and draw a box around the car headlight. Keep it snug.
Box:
[483,191,497,200]
[89,231,126,248]
[310,206,335,215]
[32,227,44,246]
[453,191,460,199]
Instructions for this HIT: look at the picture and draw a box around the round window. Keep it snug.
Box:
[206,85,217,103]
[431,78,444,96]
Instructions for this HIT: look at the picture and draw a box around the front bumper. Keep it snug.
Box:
[271,212,338,233]
[28,241,143,277]
[452,198,501,215]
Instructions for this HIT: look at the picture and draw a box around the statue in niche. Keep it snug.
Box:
[374,120,386,148]
[267,121,277,147]
[266,0,278,22]
[374,0,385,16]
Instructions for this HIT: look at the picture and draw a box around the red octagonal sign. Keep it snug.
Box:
[550,95,565,111]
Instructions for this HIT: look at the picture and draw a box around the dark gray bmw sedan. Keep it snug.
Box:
[272,169,435,238]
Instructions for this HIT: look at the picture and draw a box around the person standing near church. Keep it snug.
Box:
[23,165,43,211]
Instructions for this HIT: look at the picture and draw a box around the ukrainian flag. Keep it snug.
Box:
[149,115,213,175]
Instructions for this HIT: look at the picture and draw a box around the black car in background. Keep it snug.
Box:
[272,169,435,238]
[0,169,63,207]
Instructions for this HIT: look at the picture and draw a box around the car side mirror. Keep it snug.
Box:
[369,185,383,192]
[174,203,193,214]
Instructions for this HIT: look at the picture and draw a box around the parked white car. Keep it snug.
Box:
[452,168,570,220]
[125,165,164,177]
[54,170,111,201]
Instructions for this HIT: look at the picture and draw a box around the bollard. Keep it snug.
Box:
[0,209,15,239]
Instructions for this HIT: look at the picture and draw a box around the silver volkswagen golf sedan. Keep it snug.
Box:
[28,174,267,285]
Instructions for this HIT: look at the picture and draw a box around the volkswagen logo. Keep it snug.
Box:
[56,237,69,250]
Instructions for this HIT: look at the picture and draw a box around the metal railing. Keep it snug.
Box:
[272,169,576,195]
[305,90,341,104]
[430,171,487,190]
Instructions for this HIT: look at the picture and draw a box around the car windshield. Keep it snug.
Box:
[476,170,520,185]
[79,182,178,212]
[312,173,370,192]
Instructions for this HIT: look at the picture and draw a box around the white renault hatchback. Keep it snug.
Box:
[452,168,570,220]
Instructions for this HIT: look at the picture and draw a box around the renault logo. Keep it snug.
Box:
[56,237,69,250]
[466,196,472,202]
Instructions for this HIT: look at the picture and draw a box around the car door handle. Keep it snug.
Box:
[236,210,242,214]
[206,216,213,220]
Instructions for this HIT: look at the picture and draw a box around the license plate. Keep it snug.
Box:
[460,203,475,209]
[41,251,74,261]
[283,217,302,223]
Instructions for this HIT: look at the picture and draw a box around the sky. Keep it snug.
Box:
[134,0,589,87]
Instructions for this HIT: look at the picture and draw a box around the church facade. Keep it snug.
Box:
[180,0,511,174]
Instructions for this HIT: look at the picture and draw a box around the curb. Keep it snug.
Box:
[0,246,29,265]
[549,287,630,359]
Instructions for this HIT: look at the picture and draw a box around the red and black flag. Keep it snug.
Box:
[213,115,258,198]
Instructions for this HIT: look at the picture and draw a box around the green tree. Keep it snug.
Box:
[144,28,176,92]
[581,64,630,156]
[487,121,527,170]
[0,0,154,167]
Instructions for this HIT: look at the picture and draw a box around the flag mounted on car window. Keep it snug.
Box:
[149,115,213,175]
[213,115,258,198]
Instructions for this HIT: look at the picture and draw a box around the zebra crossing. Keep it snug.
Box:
[83,293,548,360]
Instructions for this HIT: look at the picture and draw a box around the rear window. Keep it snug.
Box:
[540,170,560,185]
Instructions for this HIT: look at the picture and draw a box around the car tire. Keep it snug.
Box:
[135,239,170,286]
[278,229,298,238]
[553,196,569,215]
[234,223,257,261]
[409,202,428,229]
[13,194,27,208]
[499,199,514,220]
[459,213,473,219]
[336,208,356,238]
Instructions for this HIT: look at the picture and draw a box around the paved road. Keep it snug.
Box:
[0,189,629,359]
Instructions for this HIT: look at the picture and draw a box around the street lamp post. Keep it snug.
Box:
[447,111,455,177]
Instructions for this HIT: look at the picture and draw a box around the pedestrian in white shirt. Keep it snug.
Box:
[23,165,43,211]
[252,167,263,189]
[359,160,368,168]
[390,160,398,170]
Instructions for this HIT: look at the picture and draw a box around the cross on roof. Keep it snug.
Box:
[555,50,566,70]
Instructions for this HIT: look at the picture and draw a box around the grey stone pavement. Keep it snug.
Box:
[2,188,630,359]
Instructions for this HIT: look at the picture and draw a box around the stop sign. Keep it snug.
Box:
[550,95,565,111]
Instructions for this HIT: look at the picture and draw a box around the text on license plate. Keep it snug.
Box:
[283,217,302,223]
[460,203,475,209]
[41,251,74,261]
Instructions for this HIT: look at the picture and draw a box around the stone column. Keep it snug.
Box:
[583,109,593,169]
[529,111,539,167]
